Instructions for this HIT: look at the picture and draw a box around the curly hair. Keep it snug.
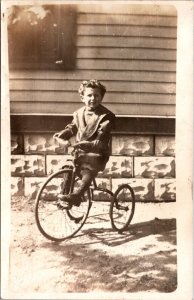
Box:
[78,79,106,98]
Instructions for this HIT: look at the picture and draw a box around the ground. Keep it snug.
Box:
[7,196,177,298]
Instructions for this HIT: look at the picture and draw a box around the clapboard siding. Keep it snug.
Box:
[10,70,176,82]
[10,91,175,105]
[77,25,177,38]
[10,80,176,94]
[11,102,175,116]
[77,14,177,27]
[76,36,177,49]
[76,4,177,16]
[76,59,176,72]
[9,59,177,71]
[9,4,177,117]
[76,47,176,60]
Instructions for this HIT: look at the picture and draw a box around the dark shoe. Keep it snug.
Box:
[58,193,81,207]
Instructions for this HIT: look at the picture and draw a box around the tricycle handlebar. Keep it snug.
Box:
[53,136,85,151]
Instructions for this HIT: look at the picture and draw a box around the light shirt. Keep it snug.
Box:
[84,109,96,125]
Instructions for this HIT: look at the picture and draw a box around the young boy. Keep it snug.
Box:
[54,79,116,206]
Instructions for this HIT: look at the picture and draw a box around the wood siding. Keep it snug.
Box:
[9,4,177,117]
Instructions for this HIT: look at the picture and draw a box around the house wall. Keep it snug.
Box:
[9,4,177,116]
[10,4,176,202]
[11,131,175,202]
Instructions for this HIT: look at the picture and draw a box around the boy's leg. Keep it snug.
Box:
[59,167,97,206]
[62,170,71,194]
[74,168,96,196]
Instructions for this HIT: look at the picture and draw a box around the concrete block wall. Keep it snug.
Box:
[11,133,176,202]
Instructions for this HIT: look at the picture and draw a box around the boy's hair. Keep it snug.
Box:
[78,79,106,97]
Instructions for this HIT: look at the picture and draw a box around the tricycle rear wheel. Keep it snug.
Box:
[109,184,135,232]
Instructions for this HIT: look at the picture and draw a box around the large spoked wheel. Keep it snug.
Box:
[35,169,91,242]
[109,184,135,232]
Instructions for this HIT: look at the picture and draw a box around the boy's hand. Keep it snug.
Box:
[53,130,71,140]
[74,141,94,152]
[53,133,70,146]
[53,132,61,139]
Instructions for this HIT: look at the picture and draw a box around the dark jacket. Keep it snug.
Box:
[60,104,115,171]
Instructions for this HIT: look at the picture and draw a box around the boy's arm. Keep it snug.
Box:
[54,114,78,140]
[92,116,115,152]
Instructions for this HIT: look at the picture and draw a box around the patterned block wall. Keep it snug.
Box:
[11,155,45,176]
[11,133,176,202]
[112,135,154,156]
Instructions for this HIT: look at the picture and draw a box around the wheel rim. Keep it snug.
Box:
[110,185,135,231]
[35,170,90,241]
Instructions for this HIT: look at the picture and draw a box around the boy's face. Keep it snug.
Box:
[81,87,103,110]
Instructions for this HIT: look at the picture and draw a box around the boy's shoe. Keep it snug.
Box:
[57,193,82,207]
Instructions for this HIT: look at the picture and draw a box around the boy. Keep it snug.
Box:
[54,79,115,206]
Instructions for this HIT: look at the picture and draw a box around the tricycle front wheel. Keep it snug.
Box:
[35,169,91,242]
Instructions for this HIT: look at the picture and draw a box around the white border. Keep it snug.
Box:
[1,1,193,299]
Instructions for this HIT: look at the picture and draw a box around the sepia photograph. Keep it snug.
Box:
[1,0,193,299]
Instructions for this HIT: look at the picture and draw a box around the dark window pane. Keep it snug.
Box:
[8,5,77,69]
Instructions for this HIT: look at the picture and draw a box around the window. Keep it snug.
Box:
[8,5,77,69]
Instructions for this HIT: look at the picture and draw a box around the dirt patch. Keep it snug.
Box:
[8,196,177,297]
